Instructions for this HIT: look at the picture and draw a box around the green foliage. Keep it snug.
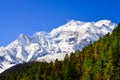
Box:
[0,24,120,80]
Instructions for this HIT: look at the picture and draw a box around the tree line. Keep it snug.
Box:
[0,24,120,80]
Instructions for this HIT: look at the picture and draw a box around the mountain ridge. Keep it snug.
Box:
[1,23,120,80]
[0,19,117,73]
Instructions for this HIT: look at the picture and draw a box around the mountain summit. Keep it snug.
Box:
[0,20,116,73]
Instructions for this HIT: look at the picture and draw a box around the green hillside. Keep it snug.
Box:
[0,24,120,80]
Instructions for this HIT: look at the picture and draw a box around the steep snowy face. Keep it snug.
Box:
[50,20,116,52]
[0,20,117,73]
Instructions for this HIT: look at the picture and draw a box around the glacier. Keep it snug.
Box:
[0,20,117,73]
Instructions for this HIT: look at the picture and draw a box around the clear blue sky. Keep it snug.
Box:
[0,0,120,46]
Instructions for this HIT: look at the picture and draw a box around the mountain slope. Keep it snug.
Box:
[0,22,120,80]
[0,20,116,73]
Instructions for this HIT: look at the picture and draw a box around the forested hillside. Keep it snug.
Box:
[0,24,120,80]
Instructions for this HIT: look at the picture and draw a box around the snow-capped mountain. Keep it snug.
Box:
[0,20,116,73]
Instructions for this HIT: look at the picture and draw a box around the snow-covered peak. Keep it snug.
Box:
[0,19,117,73]
[50,20,85,35]
[94,20,112,27]
[6,34,30,49]
[50,20,116,35]
[16,34,30,46]
[17,34,29,41]
[65,20,85,26]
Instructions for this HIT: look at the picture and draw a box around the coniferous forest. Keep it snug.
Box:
[0,24,120,80]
